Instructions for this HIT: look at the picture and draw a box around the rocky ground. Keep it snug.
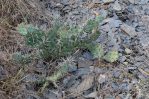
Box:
[0,0,149,99]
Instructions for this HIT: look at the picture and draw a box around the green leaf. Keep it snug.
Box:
[25,30,45,47]
[17,23,38,36]
[17,23,28,35]
[88,44,104,59]
[12,52,31,64]
[103,51,119,63]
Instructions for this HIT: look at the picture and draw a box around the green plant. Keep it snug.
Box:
[16,16,119,92]
[17,16,119,62]
[12,52,31,64]
[103,50,119,63]
[17,16,104,60]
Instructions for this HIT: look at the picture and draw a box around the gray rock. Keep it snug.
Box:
[98,74,107,84]
[78,58,93,67]
[121,23,138,37]
[0,65,7,80]
[104,94,115,99]
[111,83,119,90]
[119,83,129,90]
[113,70,121,78]
[135,0,149,4]
[99,9,108,18]
[119,56,126,63]
[102,0,115,4]
[125,48,132,54]
[82,51,93,60]
[145,8,149,15]
[101,18,122,28]
[75,67,91,76]
[68,65,77,72]
[113,0,122,11]
[128,0,135,4]
[43,90,58,99]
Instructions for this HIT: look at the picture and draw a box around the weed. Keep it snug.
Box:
[17,16,104,60]
[16,16,119,92]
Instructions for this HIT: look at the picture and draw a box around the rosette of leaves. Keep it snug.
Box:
[103,50,119,63]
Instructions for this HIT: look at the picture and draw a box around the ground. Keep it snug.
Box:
[0,0,149,99]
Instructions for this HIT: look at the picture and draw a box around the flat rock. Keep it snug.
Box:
[102,0,115,4]
[128,0,135,4]
[121,23,138,37]
[113,0,122,11]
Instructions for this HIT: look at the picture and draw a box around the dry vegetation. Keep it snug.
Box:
[0,0,52,98]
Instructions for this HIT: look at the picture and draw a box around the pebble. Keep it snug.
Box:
[102,0,115,4]
[125,48,132,54]
[113,70,121,78]
[82,51,93,60]
[128,0,135,4]
[98,74,107,84]
[121,23,138,37]
[113,0,122,11]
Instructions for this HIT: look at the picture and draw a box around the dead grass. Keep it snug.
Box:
[0,0,52,98]
[0,0,51,28]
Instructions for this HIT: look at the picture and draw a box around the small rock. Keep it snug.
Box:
[104,94,115,99]
[98,74,107,84]
[121,23,138,37]
[123,62,128,65]
[43,90,58,99]
[78,58,93,67]
[75,67,91,76]
[119,83,129,90]
[84,91,97,98]
[125,48,132,54]
[99,9,108,18]
[101,18,122,28]
[119,56,126,63]
[113,0,122,11]
[68,75,94,95]
[113,70,121,78]
[128,0,135,4]
[102,0,115,4]
[112,83,119,90]
[68,65,77,72]
[94,0,101,3]
[82,51,93,60]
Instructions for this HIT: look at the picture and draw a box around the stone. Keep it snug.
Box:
[102,0,115,4]
[68,65,77,72]
[125,48,132,54]
[128,0,135,4]
[121,23,138,37]
[99,9,108,18]
[78,58,93,67]
[113,0,122,11]
[98,74,107,84]
[119,56,126,63]
[82,51,93,60]
[113,70,121,78]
